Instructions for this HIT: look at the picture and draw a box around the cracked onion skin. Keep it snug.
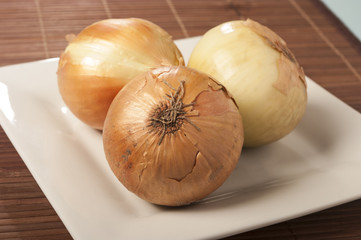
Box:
[188,19,307,147]
[57,18,184,130]
[103,66,244,206]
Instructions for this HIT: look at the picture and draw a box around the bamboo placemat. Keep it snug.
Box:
[1,0,360,239]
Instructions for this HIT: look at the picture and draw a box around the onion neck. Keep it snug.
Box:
[147,80,198,145]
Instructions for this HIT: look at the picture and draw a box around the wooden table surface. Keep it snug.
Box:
[1,0,361,239]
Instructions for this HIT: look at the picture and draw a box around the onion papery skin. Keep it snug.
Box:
[57,18,184,130]
[103,66,243,206]
[188,19,307,147]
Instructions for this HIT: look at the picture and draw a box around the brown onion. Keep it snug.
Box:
[103,66,243,206]
[57,18,184,130]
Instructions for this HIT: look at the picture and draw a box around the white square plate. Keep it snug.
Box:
[1,37,361,240]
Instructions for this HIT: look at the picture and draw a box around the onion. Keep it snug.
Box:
[188,19,307,147]
[103,66,243,206]
[57,18,184,130]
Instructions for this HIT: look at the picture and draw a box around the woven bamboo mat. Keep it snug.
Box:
[1,0,360,239]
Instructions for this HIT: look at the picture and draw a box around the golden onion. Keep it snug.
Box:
[57,18,184,130]
[188,19,307,147]
[103,66,243,206]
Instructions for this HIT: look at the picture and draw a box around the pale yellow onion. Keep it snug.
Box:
[188,19,307,147]
[57,18,184,130]
[103,66,243,206]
